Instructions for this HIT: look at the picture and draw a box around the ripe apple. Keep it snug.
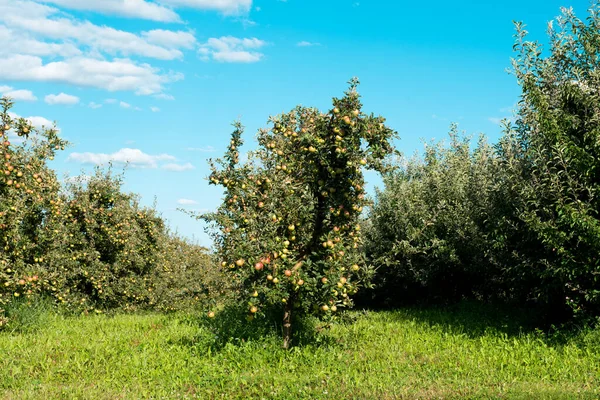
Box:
[250,306,258,313]
[331,305,338,312]
[284,270,292,277]
[297,279,304,285]
[252,291,259,297]
[321,277,328,284]
[235,259,245,267]
[321,305,329,311]
[255,262,264,271]
[272,277,279,284]
[267,274,273,281]
[208,311,215,318]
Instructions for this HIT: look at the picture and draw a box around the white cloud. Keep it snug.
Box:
[0,25,82,58]
[42,0,252,17]
[39,0,181,22]
[0,55,182,95]
[150,106,160,112]
[0,85,12,92]
[120,101,131,109]
[154,93,175,100]
[159,0,252,14]
[198,36,265,63]
[162,162,195,171]
[142,29,196,49]
[105,98,117,104]
[89,101,102,109]
[25,116,54,129]
[1,89,37,101]
[45,92,79,105]
[0,1,195,61]
[7,111,54,130]
[67,148,176,168]
[297,41,320,47]
[177,198,198,205]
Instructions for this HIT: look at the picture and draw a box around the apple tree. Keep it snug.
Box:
[200,79,398,348]
[0,96,67,308]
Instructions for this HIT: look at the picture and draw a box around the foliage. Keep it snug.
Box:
[0,97,224,326]
[496,4,600,317]
[0,97,67,308]
[200,78,398,347]
[362,128,501,307]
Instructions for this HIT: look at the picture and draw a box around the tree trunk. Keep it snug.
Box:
[282,301,293,349]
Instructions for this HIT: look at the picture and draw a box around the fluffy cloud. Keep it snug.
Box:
[1,88,37,101]
[39,0,252,19]
[45,92,79,105]
[297,41,320,47]
[177,198,198,205]
[39,0,181,22]
[0,26,82,58]
[88,101,102,109]
[150,106,160,112]
[142,29,196,49]
[0,0,192,97]
[162,162,195,171]
[67,148,176,168]
[154,93,175,100]
[119,101,131,109]
[3,15,186,60]
[199,36,265,63]
[0,55,182,95]
[159,0,252,15]
[8,111,54,136]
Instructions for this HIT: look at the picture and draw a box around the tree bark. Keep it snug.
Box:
[282,300,293,349]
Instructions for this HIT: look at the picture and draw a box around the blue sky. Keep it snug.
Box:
[0,0,592,246]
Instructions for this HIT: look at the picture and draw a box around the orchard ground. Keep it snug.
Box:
[1,301,599,399]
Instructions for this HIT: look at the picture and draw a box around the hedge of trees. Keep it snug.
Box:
[363,4,600,322]
[0,98,225,329]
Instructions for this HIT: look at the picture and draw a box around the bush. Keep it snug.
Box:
[362,128,501,307]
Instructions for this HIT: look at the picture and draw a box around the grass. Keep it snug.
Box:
[1,302,599,399]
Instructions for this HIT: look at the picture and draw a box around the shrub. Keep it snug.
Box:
[362,128,500,307]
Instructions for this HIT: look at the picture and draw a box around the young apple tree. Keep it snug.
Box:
[201,79,398,348]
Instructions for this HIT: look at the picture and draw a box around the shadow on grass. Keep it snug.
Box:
[391,300,542,337]
[171,303,337,352]
[0,296,56,334]
[370,300,600,351]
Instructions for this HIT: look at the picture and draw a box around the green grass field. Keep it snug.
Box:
[1,303,599,399]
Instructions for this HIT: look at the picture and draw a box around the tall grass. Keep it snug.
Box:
[1,303,599,399]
